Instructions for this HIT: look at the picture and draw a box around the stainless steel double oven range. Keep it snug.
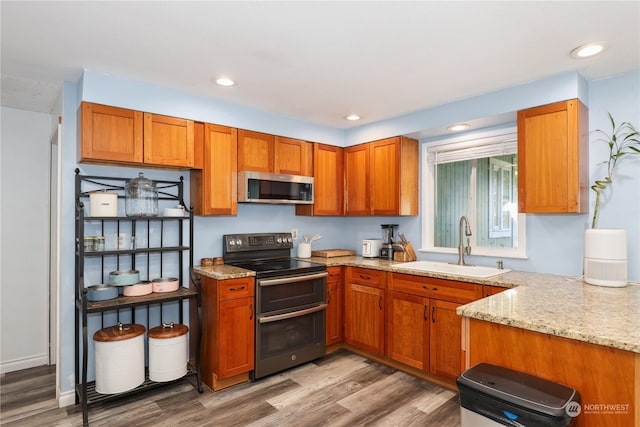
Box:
[223,232,327,380]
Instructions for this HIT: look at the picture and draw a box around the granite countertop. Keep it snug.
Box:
[193,255,639,354]
[192,264,256,280]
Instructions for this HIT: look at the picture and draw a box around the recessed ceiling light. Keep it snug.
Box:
[570,42,607,59]
[215,77,236,87]
[447,123,470,132]
[345,114,361,121]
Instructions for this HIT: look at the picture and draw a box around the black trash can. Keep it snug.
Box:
[457,363,580,427]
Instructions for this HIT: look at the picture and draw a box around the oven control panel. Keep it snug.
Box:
[223,232,294,253]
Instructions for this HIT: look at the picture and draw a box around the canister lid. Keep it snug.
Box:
[93,323,146,342]
[148,322,188,339]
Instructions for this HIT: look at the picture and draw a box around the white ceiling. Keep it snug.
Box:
[1,1,639,129]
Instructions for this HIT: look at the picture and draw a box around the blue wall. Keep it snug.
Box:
[58,69,640,394]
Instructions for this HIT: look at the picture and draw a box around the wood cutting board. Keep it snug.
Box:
[311,249,356,258]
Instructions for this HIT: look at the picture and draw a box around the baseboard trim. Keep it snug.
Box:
[58,389,75,408]
[0,354,48,374]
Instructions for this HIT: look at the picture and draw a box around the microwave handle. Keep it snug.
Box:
[258,271,328,287]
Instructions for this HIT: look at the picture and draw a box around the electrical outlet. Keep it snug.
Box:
[291,228,299,240]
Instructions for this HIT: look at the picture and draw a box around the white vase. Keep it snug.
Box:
[583,228,627,287]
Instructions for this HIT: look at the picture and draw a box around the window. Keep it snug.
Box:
[421,127,526,258]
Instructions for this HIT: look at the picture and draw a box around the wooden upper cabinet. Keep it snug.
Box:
[143,113,194,168]
[79,102,143,164]
[370,136,418,216]
[344,143,371,215]
[191,123,238,216]
[237,130,274,173]
[296,143,344,216]
[345,136,418,216]
[518,99,589,213]
[274,136,313,176]
[79,102,195,169]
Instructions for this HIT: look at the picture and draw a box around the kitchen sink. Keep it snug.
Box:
[393,260,510,278]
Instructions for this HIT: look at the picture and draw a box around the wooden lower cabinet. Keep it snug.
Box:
[344,278,385,355]
[200,276,255,390]
[465,318,638,427]
[429,299,463,380]
[387,291,429,370]
[325,266,343,345]
[387,272,482,380]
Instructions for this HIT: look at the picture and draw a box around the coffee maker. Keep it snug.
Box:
[380,224,398,259]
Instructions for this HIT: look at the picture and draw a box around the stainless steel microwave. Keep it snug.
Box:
[237,171,314,204]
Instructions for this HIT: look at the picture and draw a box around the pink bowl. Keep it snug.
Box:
[123,281,153,297]
[152,278,179,293]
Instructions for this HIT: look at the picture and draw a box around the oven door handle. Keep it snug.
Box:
[258,304,327,324]
[258,271,328,287]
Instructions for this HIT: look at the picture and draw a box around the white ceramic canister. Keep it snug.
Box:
[93,323,145,394]
[148,323,189,382]
[298,242,311,258]
[89,190,118,217]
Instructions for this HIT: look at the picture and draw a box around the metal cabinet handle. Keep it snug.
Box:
[229,285,246,291]
[431,306,436,323]
[379,295,383,310]
[423,304,427,321]
[249,303,253,320]
[360,275,371,280]
[422,285,438,291]
[327,289,332,304]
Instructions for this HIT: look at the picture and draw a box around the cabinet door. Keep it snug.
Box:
[237,130,275,172]
[344,282,385,355]
[370,136,419,216]
[518,99,588,213]
[79,102,143,164]
[370,137,400,215]
[296,143,344,216]
[326,272,343,346]
[387,291,429,370]
[274,136,313,176]
[218,297,255,379]
[191,123,238,215]
[344,144,370,215]
[143,113,194,167]
[429,299,462,380]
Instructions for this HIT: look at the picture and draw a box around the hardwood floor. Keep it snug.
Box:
[0,350,461,426]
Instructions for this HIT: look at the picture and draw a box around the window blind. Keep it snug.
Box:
[427,133,517,165]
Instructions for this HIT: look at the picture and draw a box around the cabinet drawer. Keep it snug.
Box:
[219,278,254,300]
[390,273,481,304]
[327,266,343,284]
[348,267,385,289]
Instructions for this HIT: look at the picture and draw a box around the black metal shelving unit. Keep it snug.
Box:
[74,169,203,426]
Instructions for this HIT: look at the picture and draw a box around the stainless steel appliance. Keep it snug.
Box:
[223,232,327,380]
[380,224,398,259]
[237,171,314,204]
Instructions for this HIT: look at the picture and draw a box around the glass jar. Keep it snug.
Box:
[125,173,158,217]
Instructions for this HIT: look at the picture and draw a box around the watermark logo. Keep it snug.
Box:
[582,403,630,415]
[565,401,581,417]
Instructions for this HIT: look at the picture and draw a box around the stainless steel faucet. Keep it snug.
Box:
[455,215,472,265]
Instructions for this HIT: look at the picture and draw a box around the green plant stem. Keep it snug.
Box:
[591,176,611,229]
